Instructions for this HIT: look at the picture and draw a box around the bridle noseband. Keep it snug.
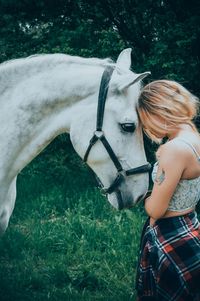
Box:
[83,66,151,202]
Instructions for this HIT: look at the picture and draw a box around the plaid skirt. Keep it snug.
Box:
[135,211,200,301]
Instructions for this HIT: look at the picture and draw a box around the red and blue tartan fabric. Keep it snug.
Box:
[135,211,200,301]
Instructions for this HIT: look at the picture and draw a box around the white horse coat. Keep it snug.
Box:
[0,48,150,235]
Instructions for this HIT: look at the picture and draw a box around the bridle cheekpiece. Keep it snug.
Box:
[83,66,151,205]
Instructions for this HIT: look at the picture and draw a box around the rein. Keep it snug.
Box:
[83,66,151,208]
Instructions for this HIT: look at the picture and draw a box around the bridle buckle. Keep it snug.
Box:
[100,187,108,196]
[94,130,104,138]
[117,170,126,178]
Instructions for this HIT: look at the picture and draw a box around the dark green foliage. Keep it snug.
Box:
[0,0,199,162]
[0,1,200,299]
[0,166,147,300]
[1,0,199,97]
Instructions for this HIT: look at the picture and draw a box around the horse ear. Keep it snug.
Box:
[118,71,151,91]
[116,48,132,70]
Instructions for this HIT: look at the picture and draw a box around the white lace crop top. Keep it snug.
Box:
[152,138,200,212]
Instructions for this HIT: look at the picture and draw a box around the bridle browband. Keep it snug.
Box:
[83,66,151,203]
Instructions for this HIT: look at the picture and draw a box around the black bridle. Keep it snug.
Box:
[83,66,151,200]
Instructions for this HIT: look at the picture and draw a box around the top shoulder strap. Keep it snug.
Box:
[174,138,200,160]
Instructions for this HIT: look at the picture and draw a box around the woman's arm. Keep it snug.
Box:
[144,143,186,220]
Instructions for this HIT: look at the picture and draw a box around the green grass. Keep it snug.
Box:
[0,162,146,301]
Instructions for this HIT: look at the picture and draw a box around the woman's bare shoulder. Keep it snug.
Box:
[156,139,187,163]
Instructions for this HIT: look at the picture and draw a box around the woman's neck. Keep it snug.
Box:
[167,124,196,141]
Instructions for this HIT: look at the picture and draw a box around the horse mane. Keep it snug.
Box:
[0,53,114,96]
[0,53,114,71]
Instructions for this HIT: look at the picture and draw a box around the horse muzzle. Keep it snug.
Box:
[107,187,146,210]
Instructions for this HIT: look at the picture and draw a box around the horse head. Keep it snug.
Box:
[70,48,151,209]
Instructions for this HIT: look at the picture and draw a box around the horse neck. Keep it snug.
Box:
[0,55,109,178]
[0,54,110,96]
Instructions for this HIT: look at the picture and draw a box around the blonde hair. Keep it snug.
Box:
[137,80,199,143]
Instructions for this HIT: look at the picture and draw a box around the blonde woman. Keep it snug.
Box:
[135,80,200,301]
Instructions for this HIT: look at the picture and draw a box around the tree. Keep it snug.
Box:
[1,0,199,95]
[0,0,199,168]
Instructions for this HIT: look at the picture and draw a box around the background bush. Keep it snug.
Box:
[0,1,199,300]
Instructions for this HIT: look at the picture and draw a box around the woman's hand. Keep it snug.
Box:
[149,217,156,226]
[144,195,156,225]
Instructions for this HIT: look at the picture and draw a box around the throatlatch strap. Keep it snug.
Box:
[83,135,98,162]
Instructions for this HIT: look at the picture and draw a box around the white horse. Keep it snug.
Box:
[0,48,150,235]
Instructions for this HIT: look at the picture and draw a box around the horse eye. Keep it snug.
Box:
[120,123,136,133]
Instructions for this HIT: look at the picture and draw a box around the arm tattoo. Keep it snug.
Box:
[155,169,165,185]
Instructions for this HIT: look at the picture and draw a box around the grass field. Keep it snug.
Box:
[0,147,147,301]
